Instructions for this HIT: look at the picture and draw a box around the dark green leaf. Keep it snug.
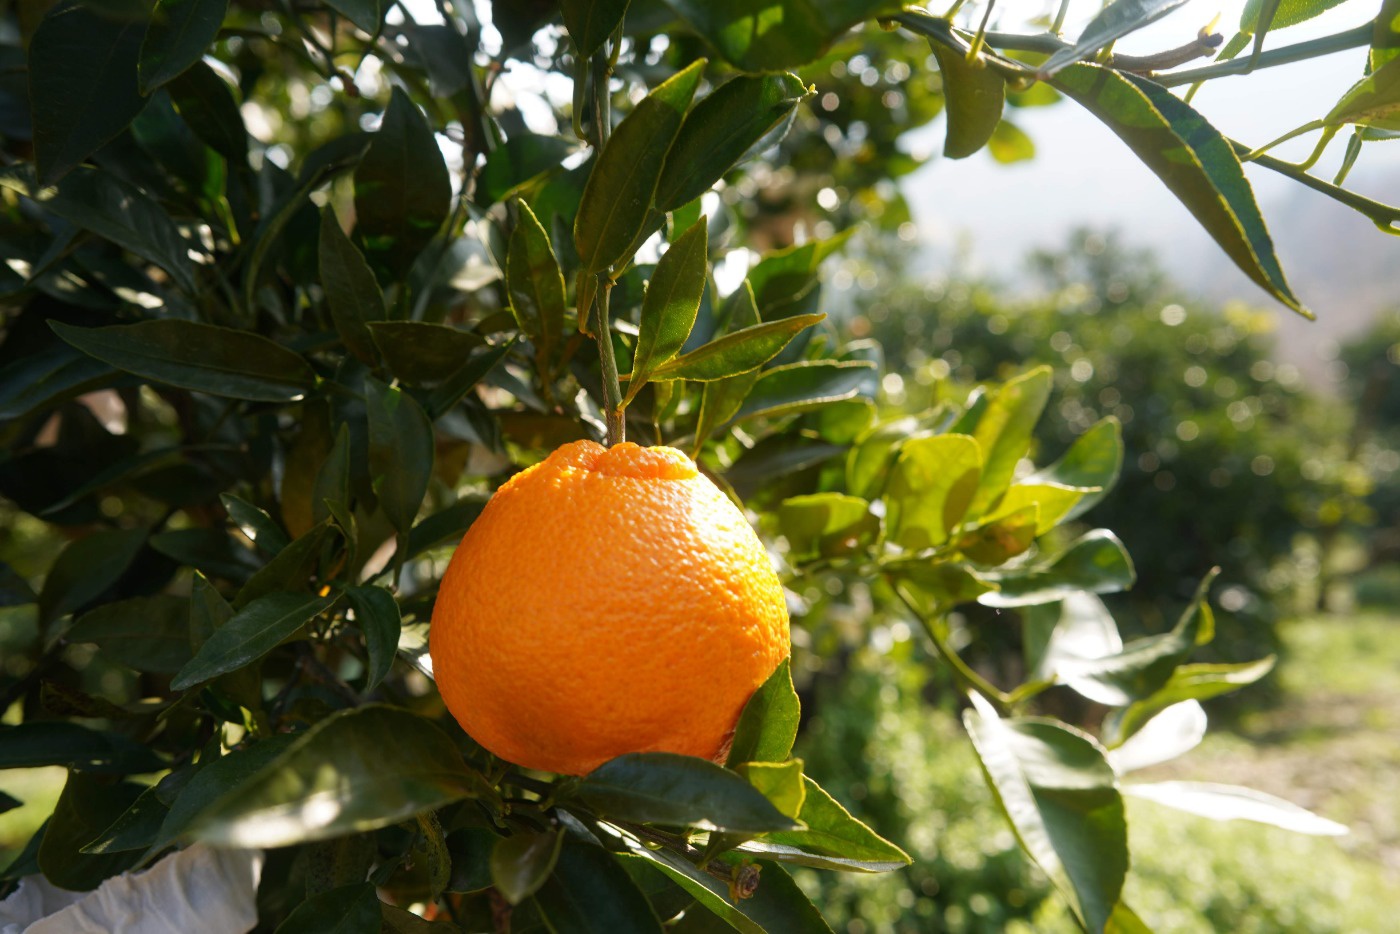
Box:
[29,3,146,185]
[326,0,384,34]
[726,658,801,767]
[10,167,198,293]
[656,73,809,210]
[38,526,146,624]
[735,360,874,422]
[1027,416,1123,520]
[365,376,435,536]
[222,493,291,556]
[776,493,878,562]
[626,217,707,400]
[980,529,1137,608]
[235,519,332,607]
[405,496,487,559]
[149,528,260,583]
[37,773,144,891]
[67,594,193,674]
[478,134,578,207]
[171,590,337,690]
[964,694,1127,934]
[1040,0,1192,76]
[490,830,563,905]
[167,62,248,163]
[929,42,1006,159]
[844,417,919,501]
[885,433,981,550]
[0,721,164,773]
[1052,64,1308,317]
[574,60,705,272]
[81,786,169,855]
[273,882,381,934]
[354,87,452,282]
[146,735,297,858]
[369,322,485,385]
[0,562,36,608]
[320,208,386,365]
[0,342,115,421]
[666,0,902,72]
[139,0,229,94]
[507,200,567,368]
[188,706,479,847]
[577,752,799,833]
[562,0,631,57]
[51,320,317,402]
[649,313,825,381]
[693,371,759,452]
[427,340,515,417]
[1108,657,1276,744]
[530,841,664,932]
[346,585,401,693]
[189,571,233,652]
[754,776,910,871]
[747,231,852,319]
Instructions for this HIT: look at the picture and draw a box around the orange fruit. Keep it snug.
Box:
[429,439,791,776]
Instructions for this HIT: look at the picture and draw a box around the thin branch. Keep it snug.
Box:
[1155,23,1372,87]
[1230,138,1400,234]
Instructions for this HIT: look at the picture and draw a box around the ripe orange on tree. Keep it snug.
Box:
[430,439,791,776]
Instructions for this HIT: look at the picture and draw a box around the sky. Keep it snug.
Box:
[900,0,1400,363]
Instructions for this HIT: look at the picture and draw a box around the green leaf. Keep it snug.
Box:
[311,425,352,528]
[618,850,832,934]
[354,87,452,282]
[648,313,825,381]
[1121,781,1348,835]
[67,594,193,674]
[990,483,1086,536]
[929,42,1006,159]
[274,882,382,934]
[171,590,337,690]
[0,342,114,421]
[958,504,1039,565]
[320,208,386,365]
[967,366,1052,518]
[693,371,759,453]
[735,360,874,422]
[146,735,298,859]
[235,520,332,607]
[346,585,402,693]
[1373,0,1400,71]
[37,773,144,891]
[326,0,384,34]
[738,760,806,820]
[167,62,248,163]
[980,529,1137,608]
[507,200,567,369]
[889,560,997,617]
[222,493,291,556]
[188,706,478,848]
[1040,0,1192,76]
[405,496,487,559]
[1026,592,1122,683]
[51,320,317,402]
[365,377,435,536]
[490,830,563,905]
[1107,656,1275,744]
[28,2,146,185]
[1051,64,1309,317]
[478,134,578,207]
[8,167,198,293]
[38,527,146,625]
[139,0,229,94]
[0,721,165,774]
[82,786,169,855]
[369,322,485,385]
[1325,56,1400,131]
[845,416,919,500]
[656,73,810,210]
[426,340,516,418]
[1106,700,1207,773]
[884,434,982,550]
[527,841,664,932]
[726,659,801,767]
[1054,573,1216,707]
[1027,416,1123,520]
[574,60,705,273]
[963,693,1127,934]
[747,230,852,319]
[988,120,1036,163]
[666,0,902,72]
[626,217,708,402]
[1240,0,1347,33]
[753,776,910,871]
[577,752,799,833]
[190,571,234,652]
[777,493,878,562]
[562,0,631,57]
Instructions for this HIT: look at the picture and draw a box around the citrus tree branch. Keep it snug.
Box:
[588,50,626,446]
[1155,24,1372,87]
[1231,138,1400,233]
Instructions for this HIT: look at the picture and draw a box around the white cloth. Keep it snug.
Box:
[0,844,262,934]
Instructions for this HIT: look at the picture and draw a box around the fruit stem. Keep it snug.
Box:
[589,49,626,446]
